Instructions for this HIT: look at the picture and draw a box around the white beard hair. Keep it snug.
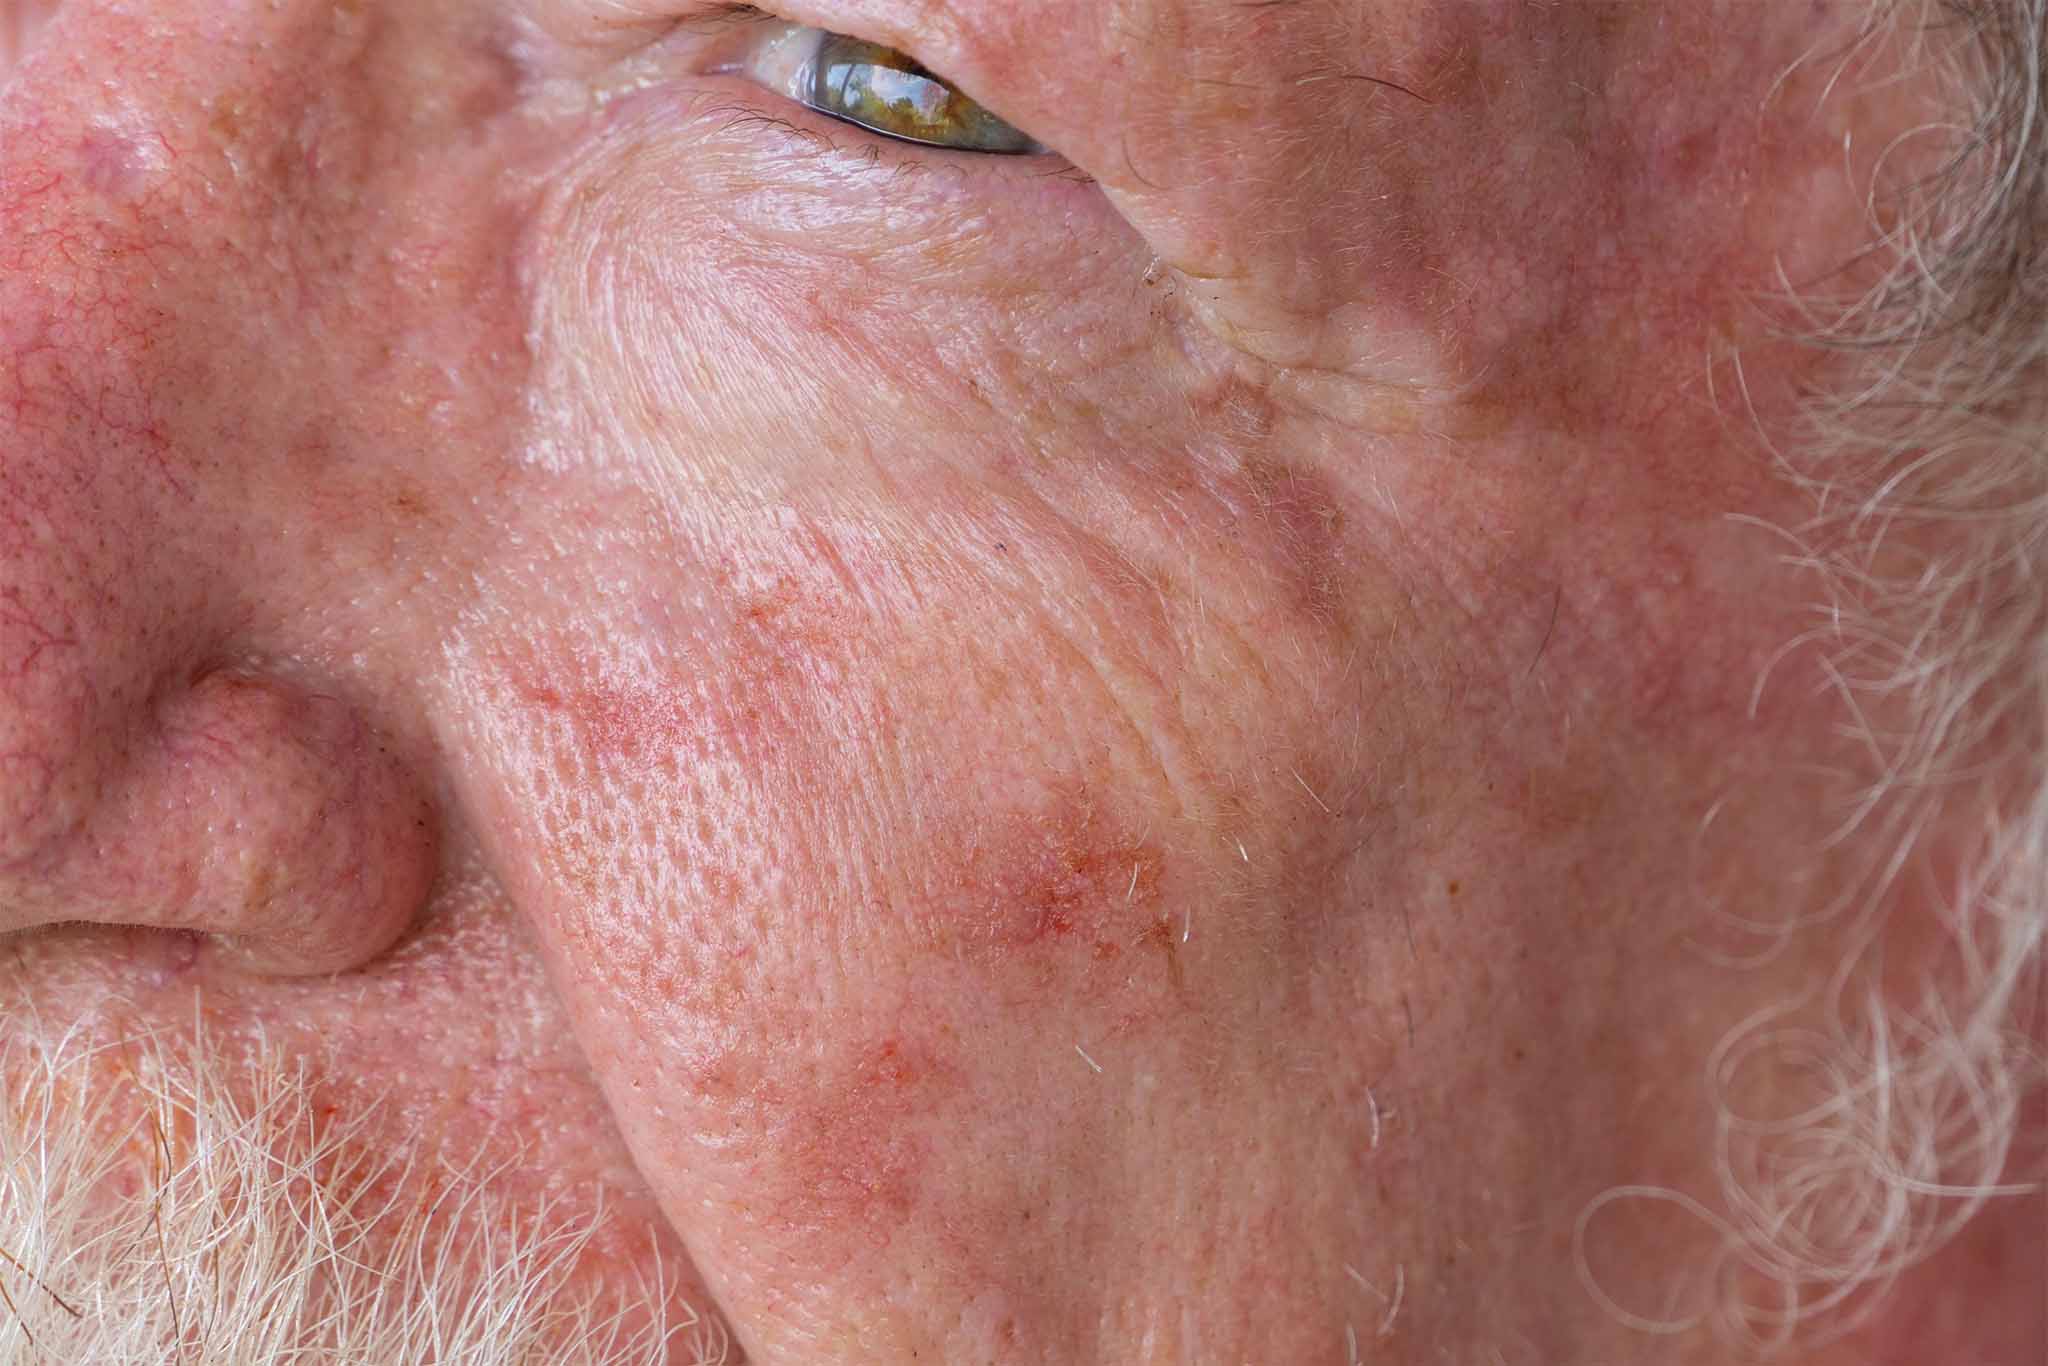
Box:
[0,1018,730,1365]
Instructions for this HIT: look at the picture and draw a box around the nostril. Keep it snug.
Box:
[0,2,61,83]
[0,668,441,976]
[141,671,444,974]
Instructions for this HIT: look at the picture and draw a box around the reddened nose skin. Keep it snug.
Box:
[0,0,467,979]
[0,668,439,975]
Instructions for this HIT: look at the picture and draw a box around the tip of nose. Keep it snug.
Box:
[2,669,440,976]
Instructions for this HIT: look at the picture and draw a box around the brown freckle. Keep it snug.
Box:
[1217,380,1279,443]
[208,98,247,148]
[1518,762,1617,840]
[1446,879,1460,896]
[1135,915,1185,992]
[242,861,278,916]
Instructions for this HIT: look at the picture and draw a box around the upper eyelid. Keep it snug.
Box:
[667,1,777,35]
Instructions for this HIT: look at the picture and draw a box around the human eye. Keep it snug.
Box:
[733,22,1049,155]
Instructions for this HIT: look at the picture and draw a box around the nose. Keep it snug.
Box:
[0,664,439,975]
[1,3,60,78]
[0,4,439,974]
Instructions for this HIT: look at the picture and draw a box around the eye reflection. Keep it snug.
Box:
[745,27,1049,156]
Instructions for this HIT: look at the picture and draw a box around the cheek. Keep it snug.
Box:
[461,414,1379,1318]
[473,87,1477,1322]
[460,548,1242,1309]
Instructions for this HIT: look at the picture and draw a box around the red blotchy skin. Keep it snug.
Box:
[5,2,2039,1363]
[0,0,713,1341]
[908,786,1167,958]
[764,1030,959,1256]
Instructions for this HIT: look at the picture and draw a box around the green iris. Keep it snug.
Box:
[809,35,1043,155]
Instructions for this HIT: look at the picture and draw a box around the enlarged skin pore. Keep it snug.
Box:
[0,1,2037,1362]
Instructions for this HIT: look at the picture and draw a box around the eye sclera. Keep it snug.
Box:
[732,22,1051,156]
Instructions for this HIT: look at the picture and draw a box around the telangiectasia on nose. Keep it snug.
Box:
[0,16,439,976]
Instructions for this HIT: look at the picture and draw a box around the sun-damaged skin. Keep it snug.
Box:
[0,0,2039,1362]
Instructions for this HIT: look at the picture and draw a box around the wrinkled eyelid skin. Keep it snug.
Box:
[505,0,761,73]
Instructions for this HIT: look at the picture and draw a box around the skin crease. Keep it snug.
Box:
[0,0,2040,1363]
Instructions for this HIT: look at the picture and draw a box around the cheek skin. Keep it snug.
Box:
[437,4,1916,1359]
[461,93,1408,1348]
[458,47,1713,1356]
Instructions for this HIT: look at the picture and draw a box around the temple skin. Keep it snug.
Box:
[0,0,2040,1362]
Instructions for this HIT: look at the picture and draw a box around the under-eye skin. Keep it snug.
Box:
[738,24,1050,155]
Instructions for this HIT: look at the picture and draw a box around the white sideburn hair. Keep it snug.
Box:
[1581,0,2048,1352]
[0,1024,727,1365]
